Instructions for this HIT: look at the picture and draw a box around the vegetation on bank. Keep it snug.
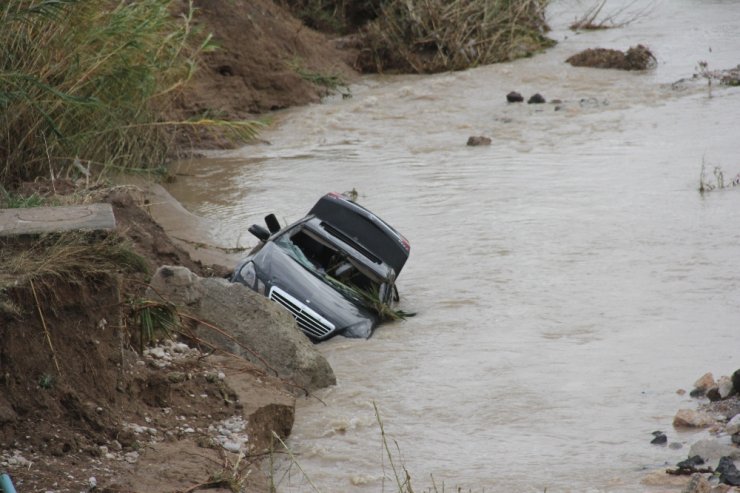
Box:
[362,0,554,73]
[0,0,261,187]
[284,0,554,73]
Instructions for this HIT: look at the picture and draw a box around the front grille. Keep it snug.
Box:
[269,287,335,339]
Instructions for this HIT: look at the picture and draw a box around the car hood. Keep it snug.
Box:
[253,242,378,337]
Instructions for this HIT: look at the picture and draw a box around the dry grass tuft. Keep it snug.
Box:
[570,0,653,31]
[1,232,148,287]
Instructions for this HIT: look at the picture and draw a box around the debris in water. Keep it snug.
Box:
[566,44,656,70]
[467,136,492,146]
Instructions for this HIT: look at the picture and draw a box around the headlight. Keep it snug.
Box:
[343,319,373,339]
[238,262,257,288]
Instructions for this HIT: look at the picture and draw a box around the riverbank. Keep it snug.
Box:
[0,184,313,492]
[165,0,358,149]
[0,2,360,488]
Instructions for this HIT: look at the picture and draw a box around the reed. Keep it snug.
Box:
[699,161,740,194]
[0,0,261,187]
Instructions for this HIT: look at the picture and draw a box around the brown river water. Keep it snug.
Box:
[166,1,740,491]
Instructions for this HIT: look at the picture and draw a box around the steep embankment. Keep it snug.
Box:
[1,1,354,489]
[170,0,356,120]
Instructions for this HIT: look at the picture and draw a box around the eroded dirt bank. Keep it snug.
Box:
[1,1,353,489]
[168,0,357,147]
[0,188,311,492]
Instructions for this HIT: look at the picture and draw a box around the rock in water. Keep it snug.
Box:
[528,93,546,104]
[732,368,740,393]
[717,456,740,486]
[673,409,715,428]
[681,473,709,493]
[718,375,736,399]
[506,91,524,102]
[694,372,716,392]
[651,432,667,445]
[467,136,492,146]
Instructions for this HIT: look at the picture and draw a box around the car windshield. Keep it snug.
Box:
[274,227,390,304]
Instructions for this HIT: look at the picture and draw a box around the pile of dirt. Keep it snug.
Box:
[167,0,356,147]
[0,188,296,492]
[566,44,656,70]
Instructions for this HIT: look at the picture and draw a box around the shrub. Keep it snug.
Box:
[358,0,555,73]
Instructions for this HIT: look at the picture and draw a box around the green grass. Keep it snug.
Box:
[131,299,180,350]
[0,186,45,208]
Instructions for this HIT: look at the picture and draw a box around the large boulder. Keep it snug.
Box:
[146,266,336,391]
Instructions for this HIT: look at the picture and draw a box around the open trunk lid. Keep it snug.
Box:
[309,193,410,275]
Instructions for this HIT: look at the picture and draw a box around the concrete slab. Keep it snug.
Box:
[117,179,245,269]
[0,203,116,237]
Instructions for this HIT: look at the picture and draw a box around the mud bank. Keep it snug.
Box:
[167,0,357,148]
[0,0,358,488]
[0,187,330,492]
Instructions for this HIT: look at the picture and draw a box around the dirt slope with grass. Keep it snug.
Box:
[0,187,300,492]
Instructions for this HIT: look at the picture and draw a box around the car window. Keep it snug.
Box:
[274,231,315,271]
[275,227,384,302]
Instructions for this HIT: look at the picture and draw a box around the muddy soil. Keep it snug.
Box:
[0,187,296,492]
[167,0,357,148]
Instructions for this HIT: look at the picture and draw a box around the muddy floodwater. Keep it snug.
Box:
[166,1,740,491]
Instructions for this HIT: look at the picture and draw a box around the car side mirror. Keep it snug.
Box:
[264,213,281,234]
[248,224,270,242]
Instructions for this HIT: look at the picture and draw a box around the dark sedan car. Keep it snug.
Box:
[231,193,410,341]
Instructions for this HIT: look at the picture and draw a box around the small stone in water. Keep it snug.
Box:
[506,91,524,103]
[528,93,546,104]
[650,432,667,445]
[467,136,491,146]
